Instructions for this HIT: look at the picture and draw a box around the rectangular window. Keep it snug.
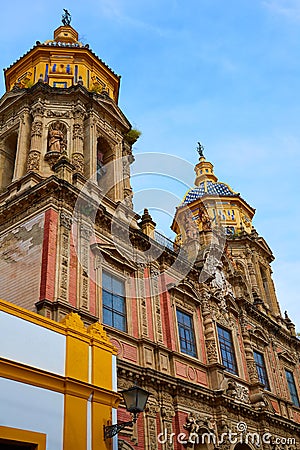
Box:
[53,82,67,88]
[176,309,197,357]
[217,325,238,375]
[102,271,126,332]
[253,350,270,390]
[285,369,300,407]
[74,65,78,84]
[44,64,49,82]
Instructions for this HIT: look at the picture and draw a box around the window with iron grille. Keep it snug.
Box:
[102,271,126,332]
[217,325,238,375]
[176,309,197,357]
[253,350,270,390]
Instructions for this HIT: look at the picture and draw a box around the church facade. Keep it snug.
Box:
[0,15,299,450]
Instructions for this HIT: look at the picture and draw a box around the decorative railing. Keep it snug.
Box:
[154,230,180,253]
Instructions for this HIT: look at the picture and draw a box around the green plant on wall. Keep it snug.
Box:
[124,129,141,145]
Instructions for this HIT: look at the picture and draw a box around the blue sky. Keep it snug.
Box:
[0,1,299,328]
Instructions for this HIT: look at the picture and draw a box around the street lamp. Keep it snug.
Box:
[104,384,150,439]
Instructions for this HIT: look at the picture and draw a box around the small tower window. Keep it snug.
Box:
[52,64,57,73]
[66,64,71,74]
[74,65,78,83]
[44,64,49,82]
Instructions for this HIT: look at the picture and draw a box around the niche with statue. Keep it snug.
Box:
[45,121,68,168]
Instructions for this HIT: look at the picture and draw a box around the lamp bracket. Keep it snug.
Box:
[104,420,134,439]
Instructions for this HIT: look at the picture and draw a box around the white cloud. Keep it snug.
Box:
[263,0,300,21]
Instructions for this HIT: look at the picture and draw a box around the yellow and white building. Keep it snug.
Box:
[0,299,120,450]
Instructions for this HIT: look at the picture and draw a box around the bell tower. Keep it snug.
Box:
[0,12,134,200]
[0,12,138,320]
[172,143,282,318]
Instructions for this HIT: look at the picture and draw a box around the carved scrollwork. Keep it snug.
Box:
[26,150,41,172]
[72,152,84,174]
[225,378,250,403]
[31,120,43,137]
[206,339,218,363]
[60,212,72,230]
[47,110,71,118]
[73,123,84,140]
[31,101,45,118]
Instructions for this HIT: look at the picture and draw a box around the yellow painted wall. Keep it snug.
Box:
[0,299,120,450]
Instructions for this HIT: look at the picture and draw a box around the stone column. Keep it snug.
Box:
[0,138,6,190]
[57,212,72,303]
[245,245,259,294]
[150,263,164,344]
[136,263,148,338]
[160,397,175,450]
[122,140,135,209]
[13,107,31,180]
[27,101,45,173]
[79,223,92,310]
[240,311,259,384]
[144,398,159,450]
[202,292,218,364]
[71,103,85,174]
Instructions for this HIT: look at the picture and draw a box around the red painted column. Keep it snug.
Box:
[39,209,58,302]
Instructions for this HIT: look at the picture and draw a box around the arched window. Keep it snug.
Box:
[96,137,112,184]
[0,132,18,190]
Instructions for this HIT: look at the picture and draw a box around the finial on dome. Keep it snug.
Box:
[197,142,205,158]
[62,9,71,26]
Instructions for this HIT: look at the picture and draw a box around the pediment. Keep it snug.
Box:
[277,349,297,365]
[96,95,131,129]
[255,236,274,257]
[250,327,270,346]
[0,89,27,109]
[91,241,137,271]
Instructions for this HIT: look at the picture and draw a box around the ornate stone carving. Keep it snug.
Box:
[60,212,72,230]
[206,339,218,363]
[80,224,92,241]
[72,152,84,174]
[183,412,216,448]
[161,405,175,422]
[47,110,71,118]
[48,127,65,152]
[136,271,148,337]
[225,378,250,403]
[31,101,45,118]
[197,205,211,231]
[201,293,218,364]
[26,150,40,171]
[31,120,42,137]
[73,123,83,140]
[145,400,159,450]
[47,121,67,150]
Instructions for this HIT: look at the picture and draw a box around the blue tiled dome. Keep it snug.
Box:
[183,181,236,205]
